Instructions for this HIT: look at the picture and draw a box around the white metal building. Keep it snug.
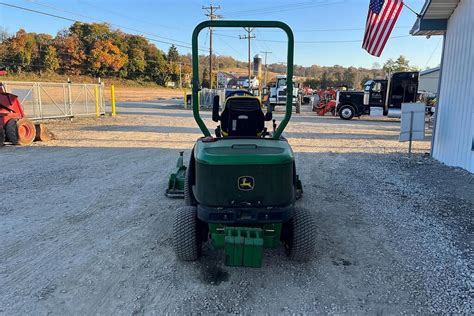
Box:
[411,0,473,173]
[419,67,440,94]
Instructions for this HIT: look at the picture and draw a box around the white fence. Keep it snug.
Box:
[2,81,106,120]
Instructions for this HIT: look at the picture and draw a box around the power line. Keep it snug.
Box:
[214,32,411,44]
[0,2,214,54]
[79,0,182,30]
[216,35,247,60]
[23,0,191,46]
[424,37,442,69]
[223,0,342,17]
[250,26,412,33]
[223,1,315,15]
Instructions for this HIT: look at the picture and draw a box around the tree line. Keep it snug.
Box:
[0,22,192,85]
[0,22,419,89]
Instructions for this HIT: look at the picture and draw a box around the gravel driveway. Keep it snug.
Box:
[0,101,472,314]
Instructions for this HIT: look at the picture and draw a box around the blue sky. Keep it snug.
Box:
[0,0,442,69]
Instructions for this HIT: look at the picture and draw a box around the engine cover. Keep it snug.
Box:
[193,138,295,208]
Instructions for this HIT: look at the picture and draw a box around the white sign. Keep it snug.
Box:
[399,103,425,142]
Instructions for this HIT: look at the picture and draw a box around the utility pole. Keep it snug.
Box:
[260,51,272,87]
[203,4,221,89]
[239,28,255,90]
[178,63,182,89]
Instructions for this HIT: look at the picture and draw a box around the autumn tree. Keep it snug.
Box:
[2,29,37,73]
[54,32,86,75]
[383,55,418,73]
[125,35,148,79]
[143,44,169,84]
[41,46,60,73]
[127,48,146,78]
[89,40,128,76]
[69,22,112,53]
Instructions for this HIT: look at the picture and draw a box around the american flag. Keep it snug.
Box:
[362,0,404,57]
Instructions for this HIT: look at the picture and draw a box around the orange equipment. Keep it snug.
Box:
[313,88,337,116]
[0,82,51,146]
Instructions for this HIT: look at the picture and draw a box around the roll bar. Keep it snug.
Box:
[192,20,294,140]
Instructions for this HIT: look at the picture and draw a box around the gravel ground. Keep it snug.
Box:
[0,101,472,314]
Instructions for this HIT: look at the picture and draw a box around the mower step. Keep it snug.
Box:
[166,151,186,198]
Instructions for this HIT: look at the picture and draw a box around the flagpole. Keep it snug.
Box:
[402,2,421,17]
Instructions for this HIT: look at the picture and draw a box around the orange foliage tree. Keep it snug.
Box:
[89,39,128,76]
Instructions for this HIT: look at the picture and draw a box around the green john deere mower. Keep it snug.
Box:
[169,20,315,267]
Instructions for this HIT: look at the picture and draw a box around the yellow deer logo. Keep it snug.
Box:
[238,176,255,191]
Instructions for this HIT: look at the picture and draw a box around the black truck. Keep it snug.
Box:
[336,71,419,120]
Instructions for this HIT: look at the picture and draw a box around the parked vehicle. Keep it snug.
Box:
[0,83,50,146]
[269,75,301,113]
[168,20,315,268]
[336,71,419,120]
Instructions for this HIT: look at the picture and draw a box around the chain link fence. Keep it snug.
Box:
[199,88,228,108]
[2,81,106,120]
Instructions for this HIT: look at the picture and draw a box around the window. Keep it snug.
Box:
[277,78,287,87]
[372,82,382,93]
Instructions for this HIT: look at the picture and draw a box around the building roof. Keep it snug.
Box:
[237,76,256,80]
[410,0,459,36]
[218,71,237,79]
[227,78,238,86]
[420,67,440,76]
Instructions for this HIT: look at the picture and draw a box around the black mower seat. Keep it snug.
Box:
[220,96,265,137]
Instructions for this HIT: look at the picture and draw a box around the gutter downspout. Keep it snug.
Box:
[430,34,446,157]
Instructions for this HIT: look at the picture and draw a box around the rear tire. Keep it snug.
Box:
[5,118,36,145]
[173,206,201,261]
[184,152,197,206]
[5,119,18,143]
[0,127,5,146]
[283,207,316,262]
[338,105,355,120]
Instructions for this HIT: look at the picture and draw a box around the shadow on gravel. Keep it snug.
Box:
[80,125,410,141]
[117,110,208,119]
[81,125,205,134]
[117,101,184,110]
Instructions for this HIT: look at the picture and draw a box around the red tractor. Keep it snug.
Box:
[313,88,337,116]
[0,83,50,146]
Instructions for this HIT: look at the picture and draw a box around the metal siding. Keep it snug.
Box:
[433,0,474,173]
[419,70,440,93]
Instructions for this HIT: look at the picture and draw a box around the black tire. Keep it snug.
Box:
[338,105,355,120]
[184,152,197,206]
[173,206,201,261]
[5,119,18,144]
[0,127,5,146]
[283,207,316,262]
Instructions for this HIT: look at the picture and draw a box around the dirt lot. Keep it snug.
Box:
[104,86,185,102]
[1,101,472,314]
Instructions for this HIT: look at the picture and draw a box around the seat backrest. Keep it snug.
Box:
[220,97,264,137]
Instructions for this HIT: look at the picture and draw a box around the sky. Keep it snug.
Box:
[0,0,443,70]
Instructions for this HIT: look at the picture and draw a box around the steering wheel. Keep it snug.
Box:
[227,90,254,98]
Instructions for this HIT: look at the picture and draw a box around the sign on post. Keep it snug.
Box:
[399,103,426,156]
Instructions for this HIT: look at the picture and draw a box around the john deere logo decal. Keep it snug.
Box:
[238,176,255,191]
